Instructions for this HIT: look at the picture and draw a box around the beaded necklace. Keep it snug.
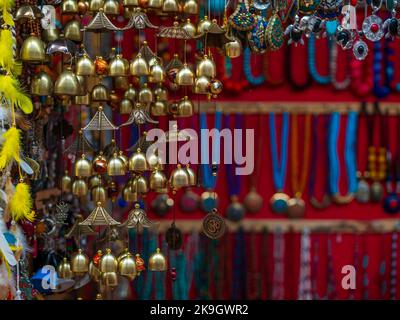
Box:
[361,234,370,299]
[373,39,392,98]
[308,35,331,85]
[330,43,351,90]
[243,46,266,86]
[272,228,285,300]
[311,234,320,300]
[379,233,388,299]
[325,236,336,299]
[298,229,312,300]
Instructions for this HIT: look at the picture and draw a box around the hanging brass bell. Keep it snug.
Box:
[20,34,46,63]
[58,257,74,279]
[148,152,163,170]
[149,63,165,83]
[71,249,89,275]
[154,86,168,101]
[54,68,80,96]
[150,98,168,117]
[149,248,167,271]
[89,261,101,282]
[119,151,129,167]
[130,54,149,76]
[131,175,149,194]
[129,148,148,173]
[182,19,196,38]
[138,84,154,104]
[177,96,193,117]
[197,15,211,34]
[124,85,137,102]
[91,185,107,205]
[101,272,118,287]
[75,75,88,96]
[194,76,210,94]
[162,0,178,12]
[176,64,194,86]
[109,54,129,77]
[225,38,242,58]
[41,28,60,43]
[107,153,126,176]
[118,250,137,280]
[120,98,133,114]
[170,164,189,189]
[185,164,196,186]
[62,0,79,14]
[61,170,72,192]
[89,0,105,12]
[149,169,167,191]
[76,54,95,76]
[72,178,88,196]
[100,248,118,273]
[64,20,82,42]
[183,0,197,14]
[91,83,110,102]
[31,71,54,96]
[122,184,137,202]
[103,0,120,15]
[148,0,163,8]
[89,175,102,188]
[15,5,43,23]
[123,0,139,7]
[196,55,216,78]
[75,154,92,177]
[75,93,91,105]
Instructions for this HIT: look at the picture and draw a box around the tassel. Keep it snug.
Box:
[0,29,14,72]
[0,126,20,169]
[0,75,33,114]
[0,0,15,27]
[9,182,34,222]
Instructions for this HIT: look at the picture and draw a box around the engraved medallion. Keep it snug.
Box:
[270,192,289,214]
[202,209,226,239]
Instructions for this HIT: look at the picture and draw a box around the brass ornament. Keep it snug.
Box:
[89,0,105,12]
[58,257,74,279]
[103,0,120,15]
[122,184,137,202]
[196,55,216,78]
[197,15,211,34]
[149,169,167,191]
[89,175,102,188]
[129,148,148,173]
[64,20,82,42]
[131,175,149,193]
[149,63,165,83]
[124,85,137,102]
[138,84,154,104]
[202,209,225,239]
[41,28,60,42]
[20,34,46,63]
[121,203,153,228]
[224,37,242,58]
[31,71,54,96]
[185,164,196,186]
[101,272,118,287]
[120,98,133,114]
[76,54,95,76]
[183,0,198,14]
[79,202,121,226]
[85,8,120,32]
[162,0,179,12]
[107,153,126,176]
[72,178,88,196]
[61,171,72,192]
[118,250,137,280]
[148,0,163,8]
[130,54,150,76]
[91,184,107,205]
[100,248,118,273]
[193,75,210,94]
[170,164,189,189]
[109,54,129,77]
[149,248,167,271]
[15,5,43,23]
[158,21,192,39]
[71,249,89,275]
[150,99,168,116]
[182,19,196,38]
[177,96,194,117]
[176,64,194,86]
[54,68,80,96]
[62,0,79,14]
[75,154,92,177]
[91,83,110,102]
[82,106,118,131]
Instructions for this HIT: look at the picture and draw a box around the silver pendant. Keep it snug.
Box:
[362,15,384,42]
[356,179,370,203]
[353,40,369,60]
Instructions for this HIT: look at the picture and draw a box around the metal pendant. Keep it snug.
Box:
[284,15,305,46]
[200,191,218,213]
[370,181,384,202]
[383,17,398,39]
[356,179,370,203]
[228,2,256,31]
[287,197,306,219]
[243,188,263,213]
[353,39,369,60]
[270,192,289,214]
[151,194,174,217]
[265,14,284,51]
[248,14,269,53]
[179,189,200,213]
[331,193,354,204]
[362,15,384,42]
[252,0,271,10]
[225,198,246,222]
[165,223,183,250]
[310,194,331,209]
[383,193,400,214]
[202,209,226,239]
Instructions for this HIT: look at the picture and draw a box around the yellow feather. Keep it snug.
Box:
[0,29,15,72]
[0,126,20,169]
[10,182,34,222]
[0,0,15,26]
[0,75,33,114]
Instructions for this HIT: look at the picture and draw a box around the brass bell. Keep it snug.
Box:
[225,38,242,58]
[62,0,79,14]
[89,0,105,12]
[31,71,54,96]
[183,0,197,14]
[148,152,163,170]
[41,28,60,43]
[162,0,178,12]
[89,175,102,188]
[122,184,137,202]
[170,164,189,189]
[130,54,149,76]
[91,185,107,205]
[176,64,194,86]
[71,249,89,275]
[58,257,74,279]
[123,0,139,7]
[129,148,148,173]
[75,93,91,105]
[64,20,82,42]
[154,86,168,101]
[120,98,133,114]
[149,63,165,83]
[54,68,80,96]
[91,83,110,102]
[89,261,101,282]
[194,76,210,94]
[76,54,95,76]
[149,248,167,271]
[100,248,118,272]
[75,75,88,96]
[131,175,149,194]
[138,84,154,104]
[185,164,196,186]
[109,54,129,77]
[108,153,126,176]
[124,85,137,102]
[182,19,196,38]
[103,0,120,15]
[149,169,167,191]
[197,15,211,34]
[15,5,43,23]
[118,250,137,280]
[177,96,193,117]
[20,34,46,63]
[148,0,163,8]
[72,178,88,196]
[196,55,216,78]
[119,151,129,167]
[61,170,72,192]
[150,98,168,117]
[101,272,118,287]
[75,154,92,177]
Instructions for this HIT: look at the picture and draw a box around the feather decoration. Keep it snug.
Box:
[0,75,33,114]
[0,126,20,169]
[10,182,34,222]
[0,0,15,27]
[0,29,14,72]
[0,231,17,266]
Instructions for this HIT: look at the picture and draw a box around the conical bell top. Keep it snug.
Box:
[76,54,95,76]
[31,71,54,96]
[64,20,82,42]
[149,248,167,271]
[170,164,189,189]
[109,54,129,77]
[54,68,80,96]
[21,33,46,63]
[58,257,74,279]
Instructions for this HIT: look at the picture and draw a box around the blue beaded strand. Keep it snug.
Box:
[308,35,331,85]
[243,47,266,85]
